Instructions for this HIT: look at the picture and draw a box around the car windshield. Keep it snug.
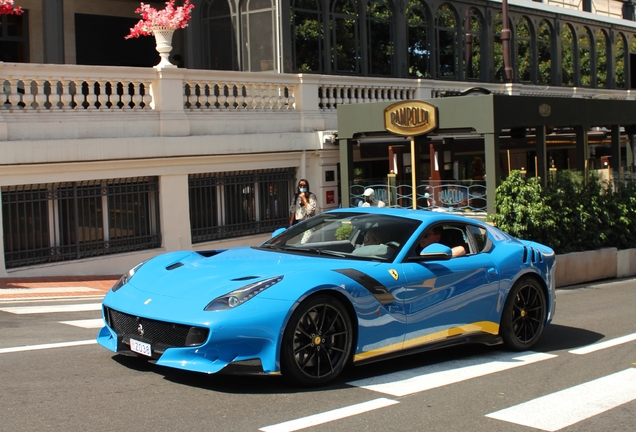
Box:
[259,212,422,262]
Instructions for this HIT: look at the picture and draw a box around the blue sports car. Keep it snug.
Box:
[97,208,556,386]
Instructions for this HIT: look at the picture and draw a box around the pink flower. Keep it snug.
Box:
[0,0,23,15]
[125,0,194,39]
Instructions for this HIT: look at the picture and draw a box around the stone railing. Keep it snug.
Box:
[2,62,636,142]
[1,63,155,112]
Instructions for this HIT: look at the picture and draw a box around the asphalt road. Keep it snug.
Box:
[1,279,635,432]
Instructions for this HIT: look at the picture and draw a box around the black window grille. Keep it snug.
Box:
[2,177,161,268]
[189,168,295,243]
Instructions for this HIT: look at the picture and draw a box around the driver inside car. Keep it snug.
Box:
[352,227,390,256]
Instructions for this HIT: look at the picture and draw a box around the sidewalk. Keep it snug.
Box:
[0,276,119,301]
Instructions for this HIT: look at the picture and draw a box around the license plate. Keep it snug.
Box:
[130,338,152,357]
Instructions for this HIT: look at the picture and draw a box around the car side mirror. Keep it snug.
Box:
[410,243,453,261]
[272,227,287,237]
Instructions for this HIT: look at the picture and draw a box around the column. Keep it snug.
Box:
[43,0,65,64]
[484,132,500,215]
[339,139,355,208]
[610,125,621,180]
[159,175,192,251]
[536,126,547,187]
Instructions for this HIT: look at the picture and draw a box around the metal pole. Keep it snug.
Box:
[501,0,514,83]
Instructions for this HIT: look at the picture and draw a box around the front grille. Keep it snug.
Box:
[104,306,209,355]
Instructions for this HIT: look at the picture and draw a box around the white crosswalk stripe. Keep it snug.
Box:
[0,287,99,295]
[569,332,636,355]
[58,318,104,329]
[0,303,102,314]
[486,368,636,431]
[347,351,557,397]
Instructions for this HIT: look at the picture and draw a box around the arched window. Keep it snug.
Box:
[331,0,360,74]
[615,33,626,89]
[595,30,607,88]
[407,0,430,78]
[579,27,592,86]
[241,0,276,72]
[463,8,482,80]
[493,12,504,82]
[537,20,551,85]
[367,0,392,76]
[516,16,532,82]
[291,0,323,72]
[561,24,574,86]
[435,4,458,79]
[201,0,237,70]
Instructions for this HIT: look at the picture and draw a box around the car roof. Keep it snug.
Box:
[325,207,484,225]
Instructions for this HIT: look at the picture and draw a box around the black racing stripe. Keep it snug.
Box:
[333,268,395,305]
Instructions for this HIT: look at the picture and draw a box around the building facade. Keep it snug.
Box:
[1,0,635,277]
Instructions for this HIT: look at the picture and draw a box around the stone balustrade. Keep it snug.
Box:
[2,62,636,143]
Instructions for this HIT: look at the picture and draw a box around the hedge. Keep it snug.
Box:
[493,170,636,254]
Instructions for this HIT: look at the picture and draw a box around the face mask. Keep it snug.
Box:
[299,188,307,193]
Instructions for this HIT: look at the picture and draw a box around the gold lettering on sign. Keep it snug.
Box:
[390,107,429,129]
[384,101,438,136]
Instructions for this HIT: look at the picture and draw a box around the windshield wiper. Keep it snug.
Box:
[275,246,346,257]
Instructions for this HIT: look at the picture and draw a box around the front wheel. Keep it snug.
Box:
[500,277,547,351]
[281,295,353,386]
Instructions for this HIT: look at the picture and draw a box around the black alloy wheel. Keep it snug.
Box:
[281,295,353,386]
[500,277,547,351]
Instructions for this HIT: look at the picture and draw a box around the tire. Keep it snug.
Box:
[499,277,547,351]
[281,295,353,386]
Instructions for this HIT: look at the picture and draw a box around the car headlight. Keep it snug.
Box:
[204,276,283,311]
[111,261,146,292]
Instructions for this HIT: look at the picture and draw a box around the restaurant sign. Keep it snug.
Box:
[384,100,438,136]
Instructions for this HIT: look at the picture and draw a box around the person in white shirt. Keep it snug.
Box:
[361,188,386,207]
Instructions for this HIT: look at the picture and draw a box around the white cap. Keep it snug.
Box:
[363,188,375,197]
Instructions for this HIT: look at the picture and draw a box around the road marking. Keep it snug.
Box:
[259,398,398,432]
[0,287,99,294]
[486,368,636,431]
[347,351,557,397]
[59,318,104,329]
[0,303,102,314]
[0,339,97,354]
[569,332,636,355]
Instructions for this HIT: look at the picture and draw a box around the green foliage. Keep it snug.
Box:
[494,171,636,254]
[335,224,353,240]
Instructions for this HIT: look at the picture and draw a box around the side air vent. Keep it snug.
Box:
[166,262,184,271]
[523,246,543,264]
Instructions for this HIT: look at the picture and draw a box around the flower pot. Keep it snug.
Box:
[152,26,176,68]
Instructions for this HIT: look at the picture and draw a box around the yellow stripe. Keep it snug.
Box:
[353,321,499,362]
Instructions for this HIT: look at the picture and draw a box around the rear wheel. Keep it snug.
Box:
[281,295,353,386]
[500,277,547,351]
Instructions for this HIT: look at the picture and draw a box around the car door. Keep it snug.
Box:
[399,224,501,349]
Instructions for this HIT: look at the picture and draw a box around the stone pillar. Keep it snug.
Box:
[159,174,192,251]
[43,0,65,64]
[151,67,190,136]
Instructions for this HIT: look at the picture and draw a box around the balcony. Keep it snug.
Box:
[2,62,634,166]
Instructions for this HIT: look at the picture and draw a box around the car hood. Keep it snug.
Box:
[124,247,371,301]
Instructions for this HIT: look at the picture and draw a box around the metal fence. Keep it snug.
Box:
[1,177,161,268]
[350,179,487,213]
[189,168,295,243]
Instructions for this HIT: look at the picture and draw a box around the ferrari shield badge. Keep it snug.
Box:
[389,269,399,280]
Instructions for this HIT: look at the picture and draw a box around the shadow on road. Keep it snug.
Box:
[110,323,605,394]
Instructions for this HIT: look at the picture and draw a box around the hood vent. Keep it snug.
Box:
[166,262,184,271]
[231,276,260,281]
